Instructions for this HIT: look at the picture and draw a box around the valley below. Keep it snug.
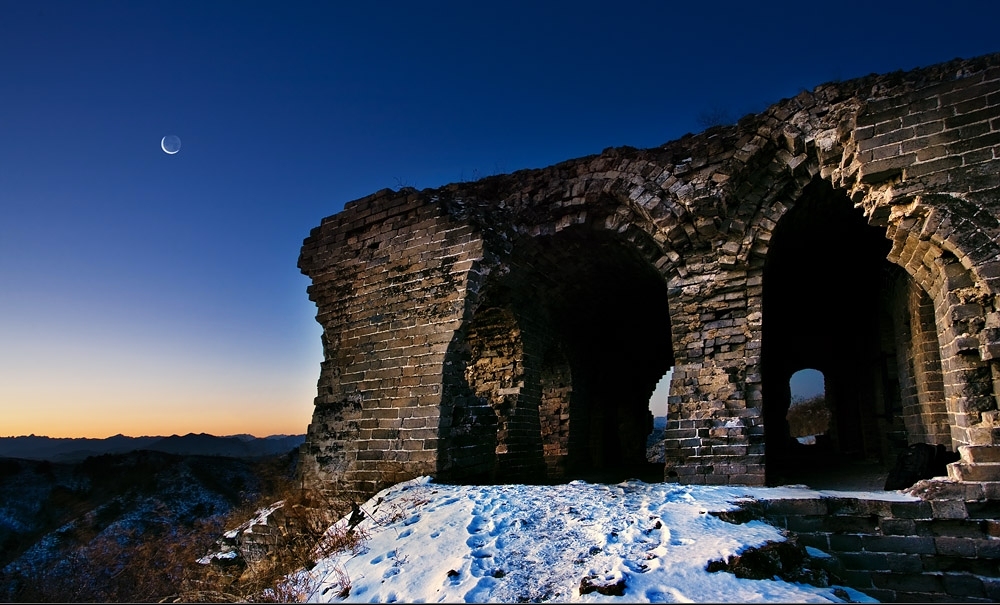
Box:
[0,437,303,602]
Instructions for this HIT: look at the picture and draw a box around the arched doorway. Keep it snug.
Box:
[761,179,948,488]
[440,224,674,483]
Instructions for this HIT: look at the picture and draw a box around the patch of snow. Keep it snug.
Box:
[197,549,241,565]
[805,546,834,559]
[237,500,284,534]
[750,485,918,502]
[291,478,882,603]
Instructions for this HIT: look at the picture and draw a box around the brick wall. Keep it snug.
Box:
[298,53,1000,497]
[756,490,1000,602]
[298,189,485,498]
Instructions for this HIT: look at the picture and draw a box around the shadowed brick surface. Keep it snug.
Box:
[757,492,1000,602]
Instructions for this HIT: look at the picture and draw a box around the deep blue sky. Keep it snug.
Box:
[2,1,997,437]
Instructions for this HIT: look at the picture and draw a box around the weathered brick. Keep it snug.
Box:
[862,535,937,555]
[983,577,1000,601]
[858,127,916,152]
[891,501,933,519]
[950,131,1000,154]
[871,571,944,593]
[915,519,985,538]
[825,514,880,534]
[943,573,986,598]
[881,518,917,535]
[828,533,864,552]
[940,81,1000,107]
[934,536,977,557]
[904,154,963,178]
[975,538,1000,558]
[945,106,998,129]
[784,515,827,532]
[859,153,917,182]
[930,499,968,520]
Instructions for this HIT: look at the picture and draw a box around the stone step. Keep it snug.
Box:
[959,445,1000,464]
[947,461,1000,482]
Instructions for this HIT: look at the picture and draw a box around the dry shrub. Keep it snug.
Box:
[786,395,832,439]
[167,483,368,603]
[3,514,227,603]
[2,455,368,603]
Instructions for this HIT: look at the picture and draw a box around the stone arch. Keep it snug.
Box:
[438,209,675,483]
[760,177,911,484]
[887,271,949,446]
[463,306,545,481]
[882,200,1000,447]
[753,175,999,484]
[722,68,1000,483]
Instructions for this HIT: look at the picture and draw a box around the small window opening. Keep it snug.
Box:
[646,368,673,462]
[787,369,830,446]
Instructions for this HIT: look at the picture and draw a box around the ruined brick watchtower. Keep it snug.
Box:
[298,54,1000,500]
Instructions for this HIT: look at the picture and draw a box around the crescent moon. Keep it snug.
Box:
[161,135,181,155]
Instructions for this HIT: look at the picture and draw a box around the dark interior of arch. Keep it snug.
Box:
[762,179,913,488]
[440,224,674,484]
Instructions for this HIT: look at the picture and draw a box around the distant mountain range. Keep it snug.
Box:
[0,433,305,462]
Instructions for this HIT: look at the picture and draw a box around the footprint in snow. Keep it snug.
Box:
[467,515,490,534]
[649,586,693,603]
[488,517,510,537]
[624,559,651,573]
[466,534,489,549]
[382,567,401,579]
[469,548,496,576]
[370,549,396,564]
[463,576,498,602]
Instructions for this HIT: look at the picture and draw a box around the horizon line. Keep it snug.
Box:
[1,431,306,440]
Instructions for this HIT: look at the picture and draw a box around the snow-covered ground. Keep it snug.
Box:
[290,477,915,603]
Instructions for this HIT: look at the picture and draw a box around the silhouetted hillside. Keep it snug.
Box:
[0,433,304,462]
[143,433,305,458]
[0,434,161,462]
[646,416,667,464]
[0,449,299,601]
